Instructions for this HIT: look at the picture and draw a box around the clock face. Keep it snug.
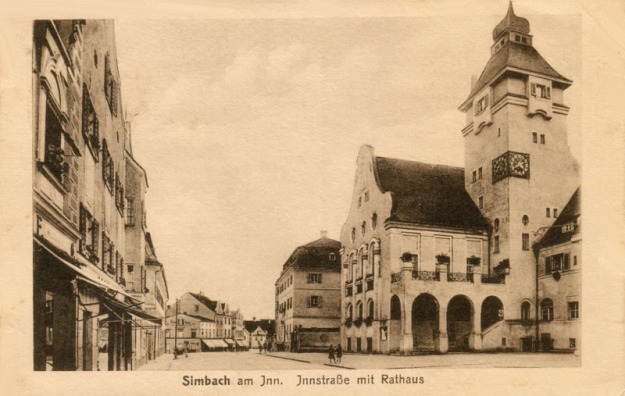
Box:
[492,151,530,183]
[492,155,509,184]
[509,152,530,179]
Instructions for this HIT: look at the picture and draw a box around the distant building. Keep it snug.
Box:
[244,319,275,349]
[275,232,342,352]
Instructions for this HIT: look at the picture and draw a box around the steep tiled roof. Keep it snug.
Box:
[282,237,341,273]
[190,292,218,311]
[145,232,158,263]
[375,157,489,232]
[466,41,571,103]
[536,188,580,248]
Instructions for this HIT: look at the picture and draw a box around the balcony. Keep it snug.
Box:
[481,273,505,284]
[447,272,473,283]
[412,270,439,281]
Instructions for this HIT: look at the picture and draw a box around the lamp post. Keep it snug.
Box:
[173,299,179,359]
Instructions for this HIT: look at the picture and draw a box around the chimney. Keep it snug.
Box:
[320,230,328,238]
[470,74,478,89]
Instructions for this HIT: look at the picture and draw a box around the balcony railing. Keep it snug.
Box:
[481,273,505,284]
[447,272,473,282]
[412,270,439,281]
[391,272,402,283]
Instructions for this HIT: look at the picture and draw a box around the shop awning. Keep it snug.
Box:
[100,293,162,325]
[35,236,138,302]
[201,339,228,348]
[224,339,235,345]
[235,340,246,347]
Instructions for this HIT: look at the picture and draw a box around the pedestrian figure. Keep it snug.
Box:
[184,346,188,358]
[258,341,263,354]
[336,344,343,364]
[263,341,268,354]
[328,344,336,364]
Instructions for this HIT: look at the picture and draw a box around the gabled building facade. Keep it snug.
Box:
[33,20,167,371]
[340,3,580,355]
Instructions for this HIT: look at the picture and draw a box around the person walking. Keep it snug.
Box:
[328,344,336,364]
[336,344,343,364]
[258,341,263,354]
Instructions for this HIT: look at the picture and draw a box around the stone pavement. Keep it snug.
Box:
[138,350,580,371]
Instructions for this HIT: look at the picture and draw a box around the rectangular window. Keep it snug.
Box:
[532,132,538,143]
[472,171,477,182]
[82,85,100,160]
[478,196,484,209]
[307,273,322,283]
[474,95,489,115]
[540,134,545,144]
[531,83,551,99]
[569,338,576,349]
[308,295,322,308]
[125,198,135,226]
[102,141,114,194]
[127,264,134,273]
[563,253,570,271]
[546,208,550,218]
[522,233,530,251]
[79,204,99,264]
[498,127,501,137]
[553,208,558,218]
[358,197,362,207]
[194,305,199,313]
[574,256,577,266]
[502,337,507,346]
[494,236,500,254]
[568,302,579,319]
[364,191,369,202]
[43,102,68,184]
[478,167,483,179]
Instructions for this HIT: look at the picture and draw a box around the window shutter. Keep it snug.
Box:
[92,220,99,258]
[318,296,323,308]
[531,83,536,96]
[564,254,570,270]
[546,86,551,99]
[545,257,552,274]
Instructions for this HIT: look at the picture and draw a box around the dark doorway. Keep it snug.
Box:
[522,337,532,352]
[541,333,552,352]
[366,337,372,353]
[389,295,402,352]
[356,337,362,352]
[481,296,504,331]
[447,295,473,351]
[411,294,438,352]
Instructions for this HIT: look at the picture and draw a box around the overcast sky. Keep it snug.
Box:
[114,7,580,319]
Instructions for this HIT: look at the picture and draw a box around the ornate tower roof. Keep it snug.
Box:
[492,1,530,40]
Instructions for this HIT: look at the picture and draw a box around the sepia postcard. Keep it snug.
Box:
[1,0,624,395]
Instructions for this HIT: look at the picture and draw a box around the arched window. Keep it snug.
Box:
[361,221,366,236]
[329,252,336,261]
[521,301,531,321]
[367,299,374,319]
[390,296,401,320]
[522,215,529,226]
[540,299,554,321]
[356,301,363,320]
[346,304,353,321]
[494,218,500,232]
[351,227,356,242]
[371,212,378,229]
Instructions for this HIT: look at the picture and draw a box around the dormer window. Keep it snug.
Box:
[531,83,550,99]
[562,222,576,233]
[475,95,489,115]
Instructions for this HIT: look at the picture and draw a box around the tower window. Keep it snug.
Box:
[371,212,377,229]
[494,236,500,254]
[498,127,501,137]
[522,215,529,226]
[478,196,484,209]
[478,167,483,179]
[540,134,545,144]
[358,197,362,207]
[522,233,530,251]
[532,132,538,143]
[472,171,477,183]
[364,191,369,202]
[546,208,551,218]
[568,302,579,319]
[351,228,356,242]
[494,218,500,232]
[361,221,366,236]
[531,83,551,99]
[553,208,558,218]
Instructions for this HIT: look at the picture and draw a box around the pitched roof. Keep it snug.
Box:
[374,157,489,232]
[282,237,342,273]
[465,41,571,104]
[535,188,580,248]
[145,232,158,263]
[189,292,218,311]
[244,320,275,334]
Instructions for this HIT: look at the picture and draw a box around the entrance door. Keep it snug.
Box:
[366,337,372,353]
[540,333,552,352]
[356,337,362,352]
[521,337,532,352]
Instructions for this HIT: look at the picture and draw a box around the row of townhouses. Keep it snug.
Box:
[164,292,246,353]
[276,4,581,355]
[33,20,169,370]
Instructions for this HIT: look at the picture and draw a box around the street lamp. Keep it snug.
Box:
[173,299,179,359]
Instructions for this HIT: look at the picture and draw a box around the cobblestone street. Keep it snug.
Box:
[138,350,580,371]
